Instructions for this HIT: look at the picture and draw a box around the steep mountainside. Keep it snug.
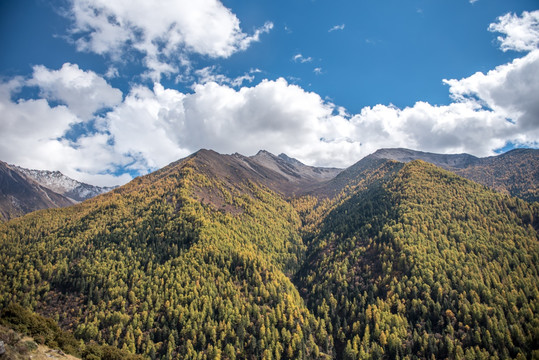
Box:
[1,151,334,221]
[0,161,74,221]
[14,166,116,202]
[170,149,341,198]
[298,160,539,359]
[453,148,539,202]
[370,147,539,201]
[250,150,341,184]
[0,150,333,359]
[0,149,537,359]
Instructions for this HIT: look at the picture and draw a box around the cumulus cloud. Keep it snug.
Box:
[1,11,538,186]
[27,63,122,120]
[2,45,538,184]
[444,50,539,139]
[488,10,539,52]
[99,60,535,171]
[0,65,129,186]
[100,78,354,169]
[68,0,273,80]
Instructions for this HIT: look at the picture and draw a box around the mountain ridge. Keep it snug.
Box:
[0,161,75,221]
[369,147,480,169]
[2,147,537,221]
[14,166,116,202]
[369,147,539,201]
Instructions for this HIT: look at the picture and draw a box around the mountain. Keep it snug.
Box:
[14,166,116,202]
[250,150,341,184]
[0,150,338,221]
[0,150,334,359]
[453,148,539,202]
[0,161,74,221]
[369,148,480,169]
[0,149,537,359]
[166,149,342,199]
[297,160,539,359]
[369,147,539,202]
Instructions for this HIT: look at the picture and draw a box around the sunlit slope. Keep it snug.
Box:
[298,160,539,359]
[0,150,329,359]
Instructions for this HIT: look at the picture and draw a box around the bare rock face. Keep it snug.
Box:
[250,150,342,183]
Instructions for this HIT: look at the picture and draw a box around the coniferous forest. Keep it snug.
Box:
[0,150,538,359]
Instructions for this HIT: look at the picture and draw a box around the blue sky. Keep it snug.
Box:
[0,0,538,186]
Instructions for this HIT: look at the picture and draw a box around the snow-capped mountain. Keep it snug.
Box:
[0,161,75,221]
[14,166,116,202]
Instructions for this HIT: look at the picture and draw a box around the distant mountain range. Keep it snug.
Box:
[0,162,115,221]
[1,148,537,221]
[0,146,537,359]
[0,161,74,221]
[368,148,539,202]
[14,166,117,202]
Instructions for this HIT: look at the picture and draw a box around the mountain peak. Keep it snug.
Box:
[11,165,116,203]
[255,149,274,156]
[0,162,74,221]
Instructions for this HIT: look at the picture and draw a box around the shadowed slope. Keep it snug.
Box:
[0,161,74,221]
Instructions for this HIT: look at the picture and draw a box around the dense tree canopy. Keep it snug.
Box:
[299,161,539,359]
[0,155,537,359]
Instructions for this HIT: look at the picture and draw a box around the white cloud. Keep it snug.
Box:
[293,53,313,63]
[68,0,273,80]
[329,24,345,32]
[193,66,254,87]
[102,83,190,171]
[444,50,539,142]
[105,66,119,79]
[488,10,539,52]
[1,11,538,186]
[314,67,323,75]
[0,66,129,186]
[3,45,537,184]
[27,63,122,120]
[98,60,535,172]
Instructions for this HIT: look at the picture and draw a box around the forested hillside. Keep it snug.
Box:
[299,160,539,359]
[370,148,539,202]
[0,150,329,359]
[453,149,539,202]
[0,150,537,359]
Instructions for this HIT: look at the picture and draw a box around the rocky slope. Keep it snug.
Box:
[14,166,116,202]
[369,148,480,169]
[0,161,74,221]
[250,150,342,183]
